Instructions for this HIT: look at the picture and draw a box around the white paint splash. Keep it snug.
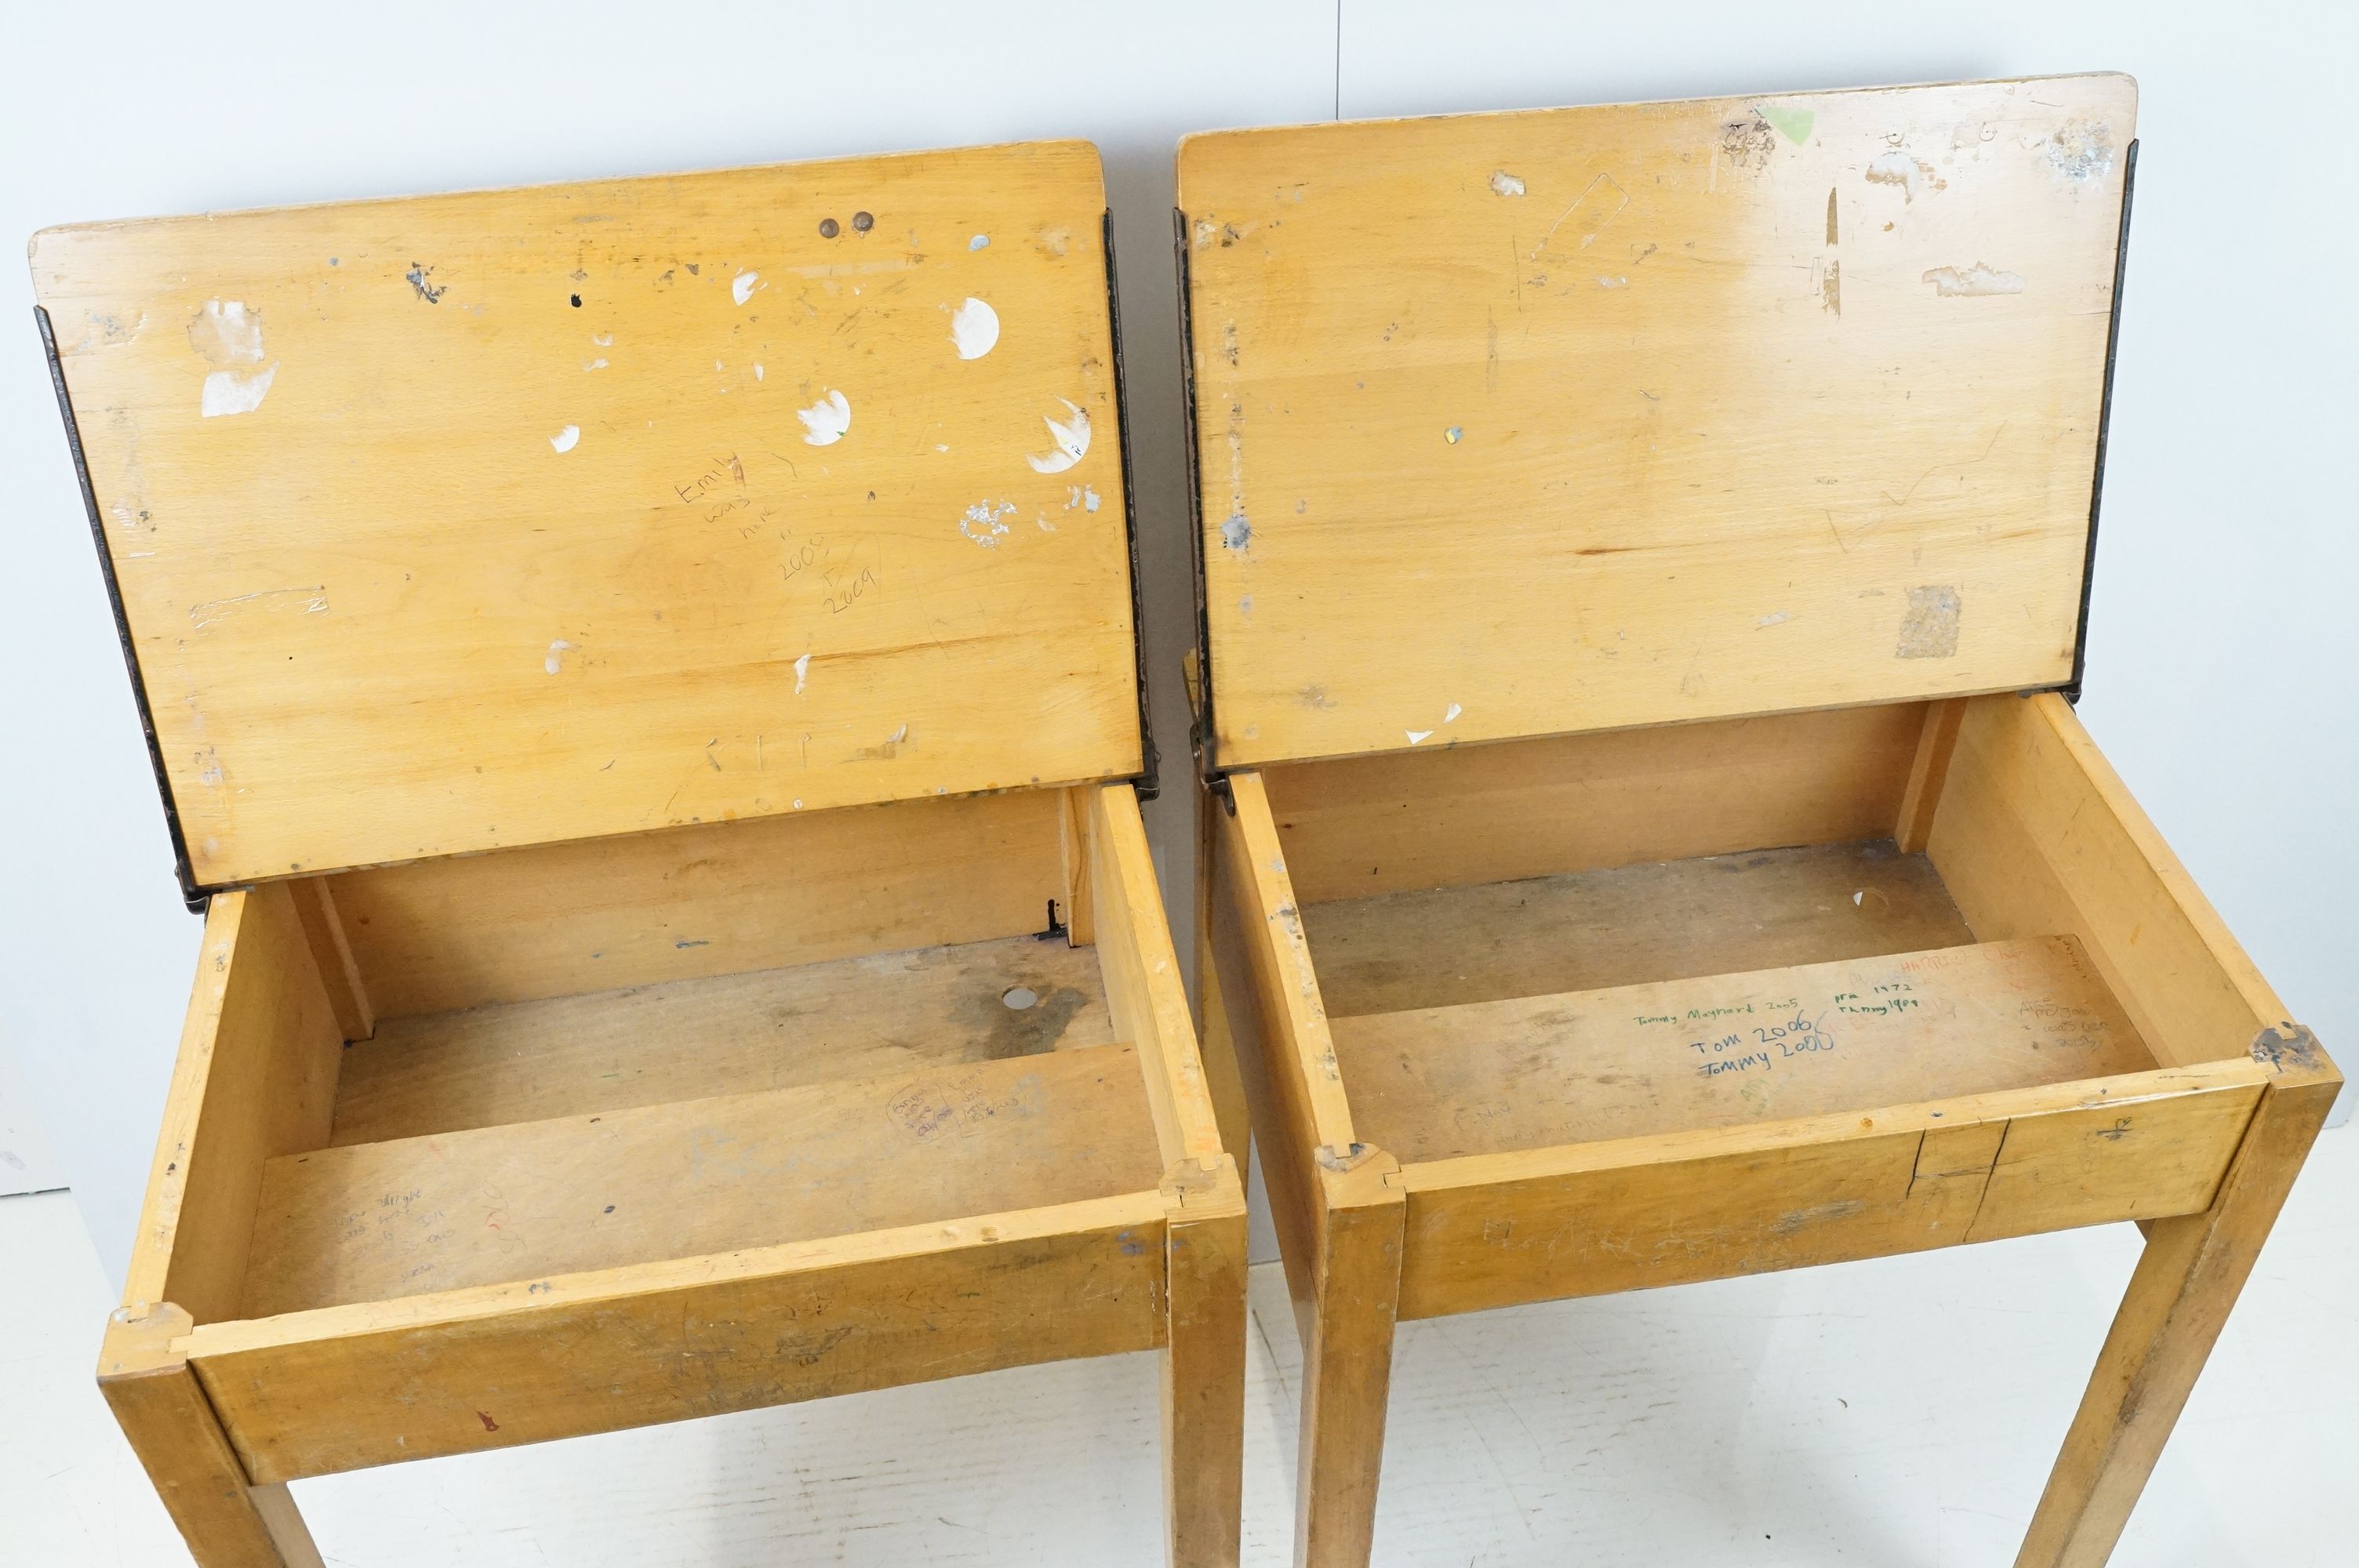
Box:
[550,423,581,453]
[1444,702,1463,724]
[961,499,1016,547]
[887,723,909,745]
[799,390,852,445]
[1027,401,1091,473]
[1406,729,1434,745]
[592,332,614,347]
[201,365,277,418]
[188,300,265,365]
[950,296,1000,360]
[1758,611,1791,628]
[1853,890,1866,906]
[545,639,575,674]
[1488,171,1526,198]
[969,234,990,250]
[753,364,764,381]
[1084,485,1101,512]
[1923,263,2026,297]
[732,270,760,305]
[583,358,609,370]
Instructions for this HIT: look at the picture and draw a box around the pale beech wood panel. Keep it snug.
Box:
[1390,1062,2266,1319]
[1087,783,1227,1170]
[1333,936,2154,1163]
[1295,1156,1405,1568]
[1929,693,2292,1069]
[1263,701,1926,903]
[1302,837,1973,1018]
[1205,771,1347,1347]
[329,933,1115,1145]
[189,1194,1170,1483]
[125,886,344,1327]
[33,141,1140,885]
[1161,1156,1250,1568]
[2016,1033,2338,1564]
[100,1303,324,1567]
[240,1042,1164,1317]
[1180,75,2135,766]
[329,785,1067,1018]
[1966,1080,2259,1243]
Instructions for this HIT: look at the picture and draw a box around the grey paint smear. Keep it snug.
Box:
[1896,586,1961,658]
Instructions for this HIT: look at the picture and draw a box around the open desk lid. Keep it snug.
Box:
[34,141,1143,891]
[1179,74,2135,771]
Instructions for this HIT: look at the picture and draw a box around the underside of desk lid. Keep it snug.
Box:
[34,142,1140,891]
[1179,74,2135,770]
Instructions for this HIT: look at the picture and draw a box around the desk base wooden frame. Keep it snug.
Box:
[1201,692,2337,1568]
[102,782,1245,1568]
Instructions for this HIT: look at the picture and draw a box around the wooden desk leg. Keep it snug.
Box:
[100,1304,324,1568]
[2016,1042,2337,1567]
[1165,1161,1249,1568]
[1297,1154,1405,1568]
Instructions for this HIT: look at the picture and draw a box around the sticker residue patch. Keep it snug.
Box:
[2043,121,2114,183]
[1865,151,1936,202]
[187,300,264,365]
[1896,586,1961,659]
[961,499,1016,547]
[1923,263,2026,298]
[202,366,278,418]
[191,300,276,417]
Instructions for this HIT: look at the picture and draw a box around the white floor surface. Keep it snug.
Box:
[3,1128,2352,1566]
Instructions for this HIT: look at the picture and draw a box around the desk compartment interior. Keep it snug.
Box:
[168,787,1169,1326]
[1258,697,2249,1166]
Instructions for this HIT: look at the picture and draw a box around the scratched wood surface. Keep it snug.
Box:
[1180,74,2136,767]
[195,1194,1172,1483]
[32,141,1140,886]
[329,933,1116,1145]
[329,784,1072,1018]
[1332,935,2155,1163]
[125,885,344,1329]
[1930,692,2297,1072]
[1302,837,1974,1018]
[1390,1058,2263,1319]
[242,1043,1165,1316]
[1263,700,1928,903]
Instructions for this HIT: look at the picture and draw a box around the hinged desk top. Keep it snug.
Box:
[1179,74,2135,769]
[35,141,1140,887]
